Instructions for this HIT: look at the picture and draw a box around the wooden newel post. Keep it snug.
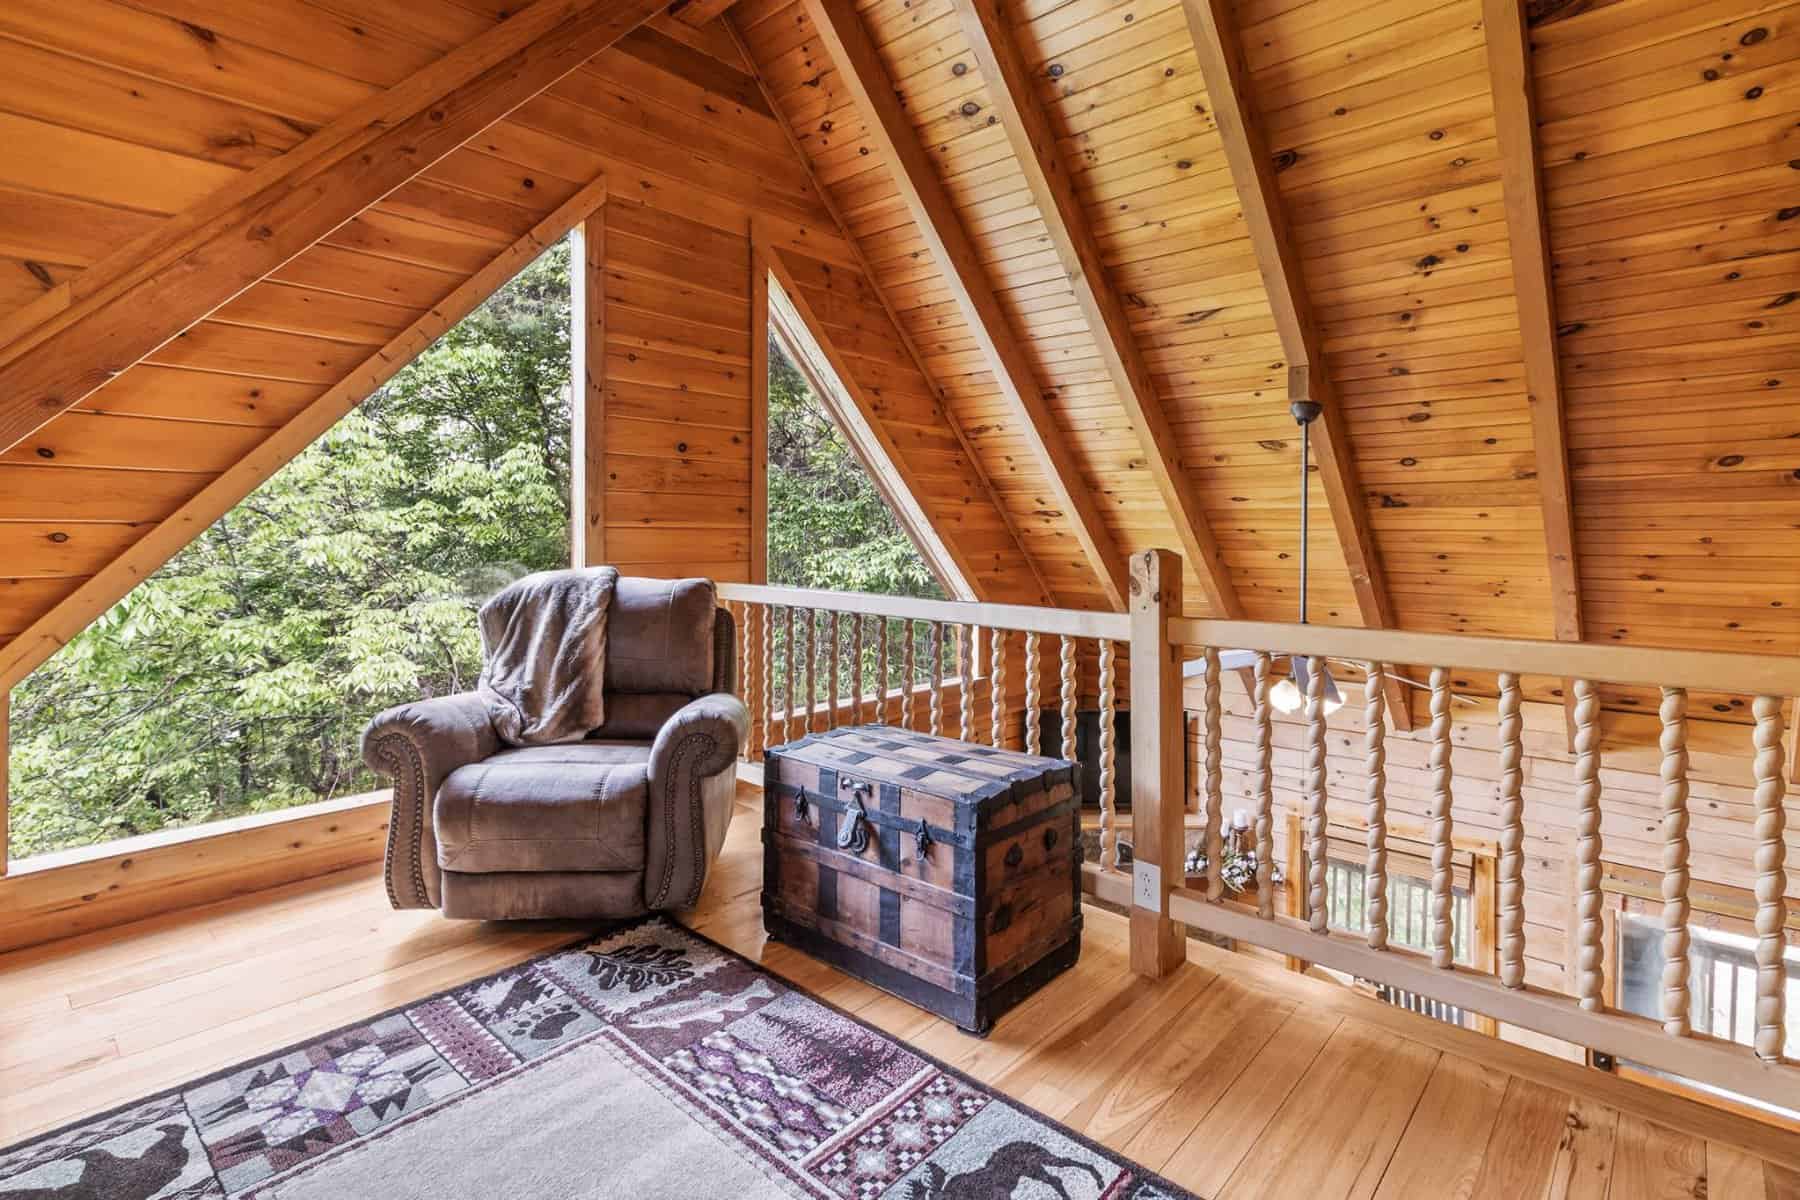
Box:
[1129,548,1187,977]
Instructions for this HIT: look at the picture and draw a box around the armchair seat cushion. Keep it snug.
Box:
[435,741,652,875]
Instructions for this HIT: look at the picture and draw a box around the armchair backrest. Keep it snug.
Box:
[589,576,735,739]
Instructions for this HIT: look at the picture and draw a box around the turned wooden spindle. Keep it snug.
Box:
[826,610,840,729]
[1365,661,1390,950]
[1429,665,1455,969]
[851,613,864,725]
[1059,636,1078,762]
[1573,678,1604,1012]
[877,617,890,726]
[990,628,1007,748]
[801,608,818,734]
[1751,695,1789,1063]
[1254,652,1275,919]
[929,621,944,737]
[757,604,772,758]
[736,602,751,760]
[1099,637,1118,870]
[960,626,976,744]
[784,607,796,744]
[1659,685,1691,1034]
[1498,671,1525,988]
[902,620,916,731]
[1024,631,1041,755]
[1305,659,1328,933]
[1203,646,1224,902]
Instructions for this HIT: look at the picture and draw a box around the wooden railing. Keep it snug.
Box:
[715,586,1131,865]
[1163,610,1797,1112]
[718,553,1798,1112]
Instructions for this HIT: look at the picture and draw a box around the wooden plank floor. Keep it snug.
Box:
[5,784,1799,1198]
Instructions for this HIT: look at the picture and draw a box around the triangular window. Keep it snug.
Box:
[6,240,573,860]
[764,276,970,601]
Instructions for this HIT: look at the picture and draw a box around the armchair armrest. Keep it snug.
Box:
[645,692,748,909]
[362,693,501,909]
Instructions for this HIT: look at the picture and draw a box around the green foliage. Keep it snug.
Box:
[765,334,942,601]
[7,242,574,857]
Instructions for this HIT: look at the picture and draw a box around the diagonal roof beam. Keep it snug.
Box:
[0,174,611,690]
[950,0,1245,621]
[1485,0,1584,744]
[799,0,1130,611]
[0,0,668,455]
[1183,0,1413,730]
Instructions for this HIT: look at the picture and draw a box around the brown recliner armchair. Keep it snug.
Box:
[362,576,746,920]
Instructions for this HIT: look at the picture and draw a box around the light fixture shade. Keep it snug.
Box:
[1286,655,1344,717]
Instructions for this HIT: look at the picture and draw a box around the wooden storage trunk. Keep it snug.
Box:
[761,725,1081,1034]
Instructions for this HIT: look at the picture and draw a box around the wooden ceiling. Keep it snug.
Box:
[0,0,1794,693]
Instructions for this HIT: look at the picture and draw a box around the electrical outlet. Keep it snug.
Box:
[1133,860,1161,910]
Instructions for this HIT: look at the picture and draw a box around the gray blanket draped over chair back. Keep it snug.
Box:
[476,565,618,745]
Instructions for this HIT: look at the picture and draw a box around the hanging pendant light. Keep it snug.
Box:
[1273,398,1342,717]
[1185,398,1342,717]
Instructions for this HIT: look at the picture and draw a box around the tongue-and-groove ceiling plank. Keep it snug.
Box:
[1534,0,1800,691]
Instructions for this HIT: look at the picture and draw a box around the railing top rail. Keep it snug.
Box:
[1168,617,1800,696]
[715,583,1130,641]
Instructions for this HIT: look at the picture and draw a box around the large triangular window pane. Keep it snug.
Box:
[6,241,573,860]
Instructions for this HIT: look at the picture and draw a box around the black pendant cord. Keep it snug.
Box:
[1298,416,1309,627]
[1290,398,1320,629]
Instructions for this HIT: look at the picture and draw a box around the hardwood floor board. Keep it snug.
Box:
[1372,1052,1510,1199]
[1547,1096,1620,1200]
[1059,968,1269,1148]
[1470,1077,1579,1198]
[1120,993,1298,1171]
[2,779,1795,1195]
[1157,1005,1342,1195]
[1607,1111,1708,1199]
[1216,1015,1441,1200]
[998,959,1221,1122]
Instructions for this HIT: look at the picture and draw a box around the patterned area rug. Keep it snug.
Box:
[0,918,1200,1200]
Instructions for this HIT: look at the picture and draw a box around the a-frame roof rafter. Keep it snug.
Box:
[950,0,1246,621]
[1182,0,1413,729]
[0,0,669,455]
[799,0,1131,612]
[1484,0,1585,741]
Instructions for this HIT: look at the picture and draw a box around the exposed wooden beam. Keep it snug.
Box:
[570,211,608,568]
[0,0,665,455]
[750,237,770,586]
[1485,0,1584,745]
[950,0,1243,621]
[725,13,1052,607]
[1183,0,1412,730]
[798,0,1130,611]
[671,0,744,27]
[0,175,610,691]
